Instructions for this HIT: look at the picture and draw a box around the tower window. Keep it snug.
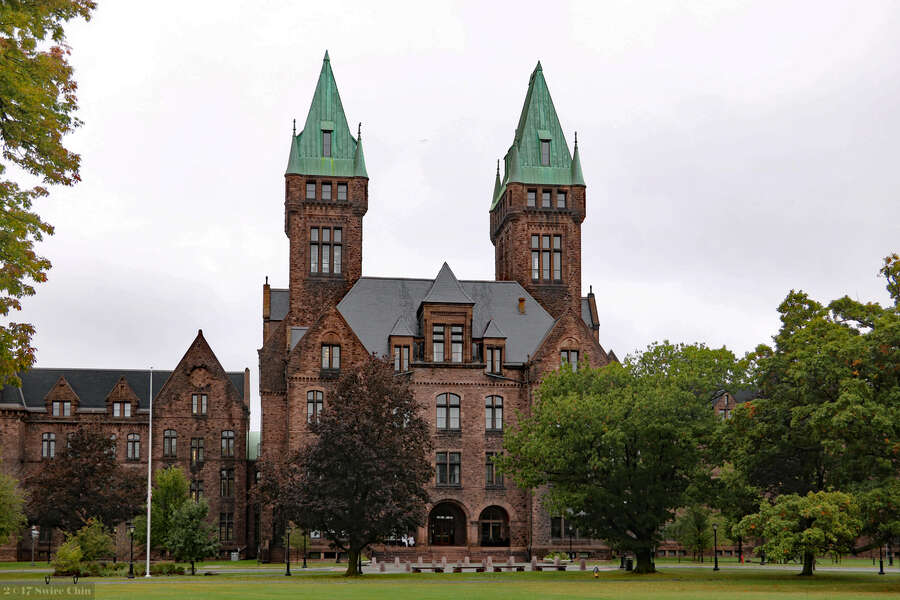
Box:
[531,234,562,282]
[557,190,567,208]
[323,131,332,157]
[309,227,342,275]
[306,182,316,200]
[527,189,536,207]
[337,183,348,201]
[322,182,332,201]
[541,190,551,208]
[541,140,550,166]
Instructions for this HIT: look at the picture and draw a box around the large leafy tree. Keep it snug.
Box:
[25,428,143,532]
[722,255,900,574]
[501,342,740,574]
[133,465,189,555]
[0,469,26,544]
[256,356,433,576]
[0,0,95,386]
[165,499,219,575]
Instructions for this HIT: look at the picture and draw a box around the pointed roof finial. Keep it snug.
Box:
[535,60,542,72]
[358,122,362,141]
[574,130,578,149]
[292,118,296,136]
[324,49,330,62]
[496,159,500,176]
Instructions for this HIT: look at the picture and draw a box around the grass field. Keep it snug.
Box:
[2,567,900,599]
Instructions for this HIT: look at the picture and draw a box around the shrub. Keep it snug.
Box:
[72,519,114,561]
[52,539,83,576]
[134,562,185,576]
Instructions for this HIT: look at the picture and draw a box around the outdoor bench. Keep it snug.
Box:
[411,565,444,573]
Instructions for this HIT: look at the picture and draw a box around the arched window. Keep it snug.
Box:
[41,433,55,458]
[485,396,503,431]
[126,433,140,461]
[163,430,177,457]
[436,393,460,430]
[221,430,235,458]
[307,390,324,423]
[479,506,510,546]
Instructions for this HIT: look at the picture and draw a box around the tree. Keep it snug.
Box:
[722,255,900,574]
[70,518,113,561]
[255,356,433,576]
[0,469,26,545]
[734,491,862,575]
[133,466,189,555]
[164,499,219,576]
[665,504,719,562]
[26,428,143,532]
[0,0,95,386]
[501,342,740,574]
[711,463,761,564]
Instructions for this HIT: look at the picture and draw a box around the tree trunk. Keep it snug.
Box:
[190,560,195,576]
[800,551,814,576]
[737,537,743,563]
[344,548,360,577]
[633,547,656,574]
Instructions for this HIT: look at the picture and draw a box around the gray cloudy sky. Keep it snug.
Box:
[17,1,900,429]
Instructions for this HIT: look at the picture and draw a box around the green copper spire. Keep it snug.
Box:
[286,51,365,177]
[492,159,501,202]
[571,131,585,186]
[353,122,368,178]
[491,61,582,210]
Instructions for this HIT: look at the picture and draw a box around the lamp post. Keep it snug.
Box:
[302,530,307,569]
[285,525,292,576]
[30,526,38,566]
[127,521,135,579]
[879,545,885,575]
[112,527,117,564]
[712,524,719,572]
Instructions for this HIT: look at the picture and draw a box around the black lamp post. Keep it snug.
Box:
[285,525,292,576]
[712,524,719,571]
[302,530,307,569]
[30,525,38,566]
[879,545,885,575]
[127,521,135,579]
[112,527,117,564]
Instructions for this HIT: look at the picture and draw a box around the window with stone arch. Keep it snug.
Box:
[436,393,460,431]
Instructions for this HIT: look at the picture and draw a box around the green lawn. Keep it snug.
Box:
[2,568,899,599]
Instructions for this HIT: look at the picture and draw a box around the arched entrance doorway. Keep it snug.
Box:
[479,506,510,546]
[429,502,467,546]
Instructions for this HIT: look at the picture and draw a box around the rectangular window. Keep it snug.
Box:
[191,393,208,416]
[123,403,131,417]
[553,235,562,280]
[436,393,460,431]
[322,182,332,201]
[52,401,71,417]
[322,131,332,157]
[561,350,579,371]
[527,189,536,207]
[112,402,120,417]
[393,345,410,372]
[221,430,235,458]
[557,190,567,208]
[42,433,55,458]
[432,324,445,362]
[485,347,502,374]
[164,430,177,458]
[220,468,235,498]
[542,190,551,208]
[450,325,463,363]
[191,437,205,465]
[485,395,503,430]
[307,390,324,423]
[541,140,550,166]
[486,452,504,488]
[551,516,563,539]
[306,182,316,200]
[219,512,234,542]
[190,480,203,502]
[321,345,340,370]
[436,452,461,485]
[532,234,562,281]
[126,434,140,460]
[337,183,348,201]
[309,227,342,275]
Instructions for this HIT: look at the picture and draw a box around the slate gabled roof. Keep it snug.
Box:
[337,276,555,364]
[389,317,416,337]
[1,368,246,410]
[482,319,506,339]
[421,263,474,305]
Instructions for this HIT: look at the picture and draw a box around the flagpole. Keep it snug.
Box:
[145,367,153,578]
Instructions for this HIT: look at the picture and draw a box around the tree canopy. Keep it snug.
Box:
[25,428,143,532]
[133,465,189,555]
[0,468,26,545]
[0,0,95,386]
[255,356,433,576]
[500,342,741,574]
[165,499,219,575]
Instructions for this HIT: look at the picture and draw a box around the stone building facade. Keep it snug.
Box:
[257,53,618,561]
[0,331,253,561]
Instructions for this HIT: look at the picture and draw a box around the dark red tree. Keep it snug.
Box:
[26,427,143,533]
[256,356,432,576]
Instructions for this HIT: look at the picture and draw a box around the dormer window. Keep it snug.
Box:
[112,402,131,417]
[540,140,550,166]
[52,400,71,417]
[322,130,332,157]
[486,347,502,374]
[432,324,463,363]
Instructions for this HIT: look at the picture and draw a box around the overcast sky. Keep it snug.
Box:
[16,1,900,429]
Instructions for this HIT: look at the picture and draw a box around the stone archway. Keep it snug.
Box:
[428,502,467,546]
[478,506,510,547]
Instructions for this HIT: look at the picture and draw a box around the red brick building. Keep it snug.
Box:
[0,331,253,561]
[258,53,618,561]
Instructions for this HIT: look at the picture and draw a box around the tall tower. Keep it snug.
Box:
[489,62,586,319]
[284,51,369,326]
